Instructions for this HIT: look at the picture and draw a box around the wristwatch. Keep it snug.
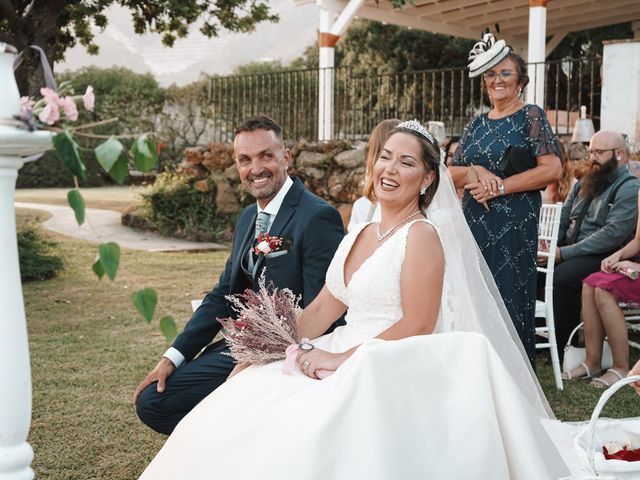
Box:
[299,342,314,352]
[498,183,506,196]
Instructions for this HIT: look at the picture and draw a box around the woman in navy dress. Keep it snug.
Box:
[450,40,561,365]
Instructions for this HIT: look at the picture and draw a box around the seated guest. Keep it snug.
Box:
[443,136,460,167]
[553,131,640,357]
[348,119,400,231]
[542,140,576,204]
[562,192,640,386]
[443,136,464,199]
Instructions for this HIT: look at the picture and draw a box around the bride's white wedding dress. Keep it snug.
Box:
[140,219,569,480]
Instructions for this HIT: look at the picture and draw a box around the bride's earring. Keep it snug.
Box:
[420,185,427,196]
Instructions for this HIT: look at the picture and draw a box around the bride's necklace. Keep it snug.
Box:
[376,210,422,242]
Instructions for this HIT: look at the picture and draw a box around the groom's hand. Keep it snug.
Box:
[133,357,176,405]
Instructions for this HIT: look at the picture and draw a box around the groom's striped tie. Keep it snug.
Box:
[247,212,271,276]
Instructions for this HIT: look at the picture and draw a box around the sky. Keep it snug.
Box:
[58,1,319,86]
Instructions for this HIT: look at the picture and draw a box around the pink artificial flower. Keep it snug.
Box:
[20,96,34,115]
[38,102,60,125]
[83,86,95,111]
[59,96,78,121]
[40,87,59,105]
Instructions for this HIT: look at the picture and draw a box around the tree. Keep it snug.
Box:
[0,0,278,96]
[290,19,475,73]
[548,22,633,60]
[232,60,288,75]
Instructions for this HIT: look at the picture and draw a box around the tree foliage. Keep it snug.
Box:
[232,60,289,75]
[548,22,633,60]
[0,0,278,95]
[58,66,165,136]
[290,19,475,74]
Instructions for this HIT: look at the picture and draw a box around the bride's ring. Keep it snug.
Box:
[302,360,310,370]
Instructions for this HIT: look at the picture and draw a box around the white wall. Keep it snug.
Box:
[600,40,640,146]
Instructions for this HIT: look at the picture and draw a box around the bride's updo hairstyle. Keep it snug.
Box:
[390,120,441,211]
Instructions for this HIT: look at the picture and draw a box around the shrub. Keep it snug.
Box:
[140,173,233,241]
[17,150,110,188]
[18,227,64,282]
[58,66,165,136]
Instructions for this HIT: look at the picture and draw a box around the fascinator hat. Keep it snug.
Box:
[467,27,510,78]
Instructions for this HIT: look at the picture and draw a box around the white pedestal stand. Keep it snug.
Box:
[0,43,54,480]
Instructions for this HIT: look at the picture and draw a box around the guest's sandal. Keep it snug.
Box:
[561,362,598,380]
[591,368,627,388]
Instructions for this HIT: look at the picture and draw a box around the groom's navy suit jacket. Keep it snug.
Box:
[172,177,345,361]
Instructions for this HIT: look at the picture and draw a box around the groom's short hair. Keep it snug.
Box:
[235,116,283,140]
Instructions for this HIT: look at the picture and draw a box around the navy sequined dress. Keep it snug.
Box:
[452,104,560,365]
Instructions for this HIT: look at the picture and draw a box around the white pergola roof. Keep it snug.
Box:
[306,0,640,53]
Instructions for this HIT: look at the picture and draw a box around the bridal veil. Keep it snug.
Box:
[427,162,554,419]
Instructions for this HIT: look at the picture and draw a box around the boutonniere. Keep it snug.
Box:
[253,233,290,256]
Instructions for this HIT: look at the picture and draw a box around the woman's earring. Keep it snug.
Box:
[517,88,523,97]
[420,186,427,196]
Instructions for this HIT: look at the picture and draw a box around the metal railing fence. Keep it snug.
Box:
[206,57,601,142]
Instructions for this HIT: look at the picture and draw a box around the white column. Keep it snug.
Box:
[318,8,336,142]
[526,0,547,107]
[0,156,34,480]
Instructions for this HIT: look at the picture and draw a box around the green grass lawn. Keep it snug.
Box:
[15,185,147,212]
[20,210,227,479]
[17,210,640,479]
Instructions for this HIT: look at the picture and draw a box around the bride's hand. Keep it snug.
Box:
[297,348,346,379]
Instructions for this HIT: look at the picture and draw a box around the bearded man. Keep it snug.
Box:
[553,130,639,355]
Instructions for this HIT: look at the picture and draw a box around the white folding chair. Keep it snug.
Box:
[191,299,203,312]
[535,202,564,390]
[619,302,640,350]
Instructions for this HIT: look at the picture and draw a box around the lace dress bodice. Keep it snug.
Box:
[326,220,431,337]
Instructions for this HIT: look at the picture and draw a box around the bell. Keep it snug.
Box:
[571,105,595,143]
[427,121,447,145]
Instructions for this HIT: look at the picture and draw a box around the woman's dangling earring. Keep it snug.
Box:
[517,87,523,97]
[420,186,427,196]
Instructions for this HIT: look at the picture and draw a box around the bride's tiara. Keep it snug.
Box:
[397,119,437,146]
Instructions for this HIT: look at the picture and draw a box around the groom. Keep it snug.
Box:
[133,116,345,434]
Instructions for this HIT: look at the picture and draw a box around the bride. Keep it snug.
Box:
[140,121,569,479]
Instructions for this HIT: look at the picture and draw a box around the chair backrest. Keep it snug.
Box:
[191,299,203,312]
[537,203,563,291]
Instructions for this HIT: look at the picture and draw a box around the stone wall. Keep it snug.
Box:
[174,135,640,231]
[177,139,369,226]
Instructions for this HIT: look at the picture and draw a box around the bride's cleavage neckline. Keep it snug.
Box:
[342,221,409,290]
